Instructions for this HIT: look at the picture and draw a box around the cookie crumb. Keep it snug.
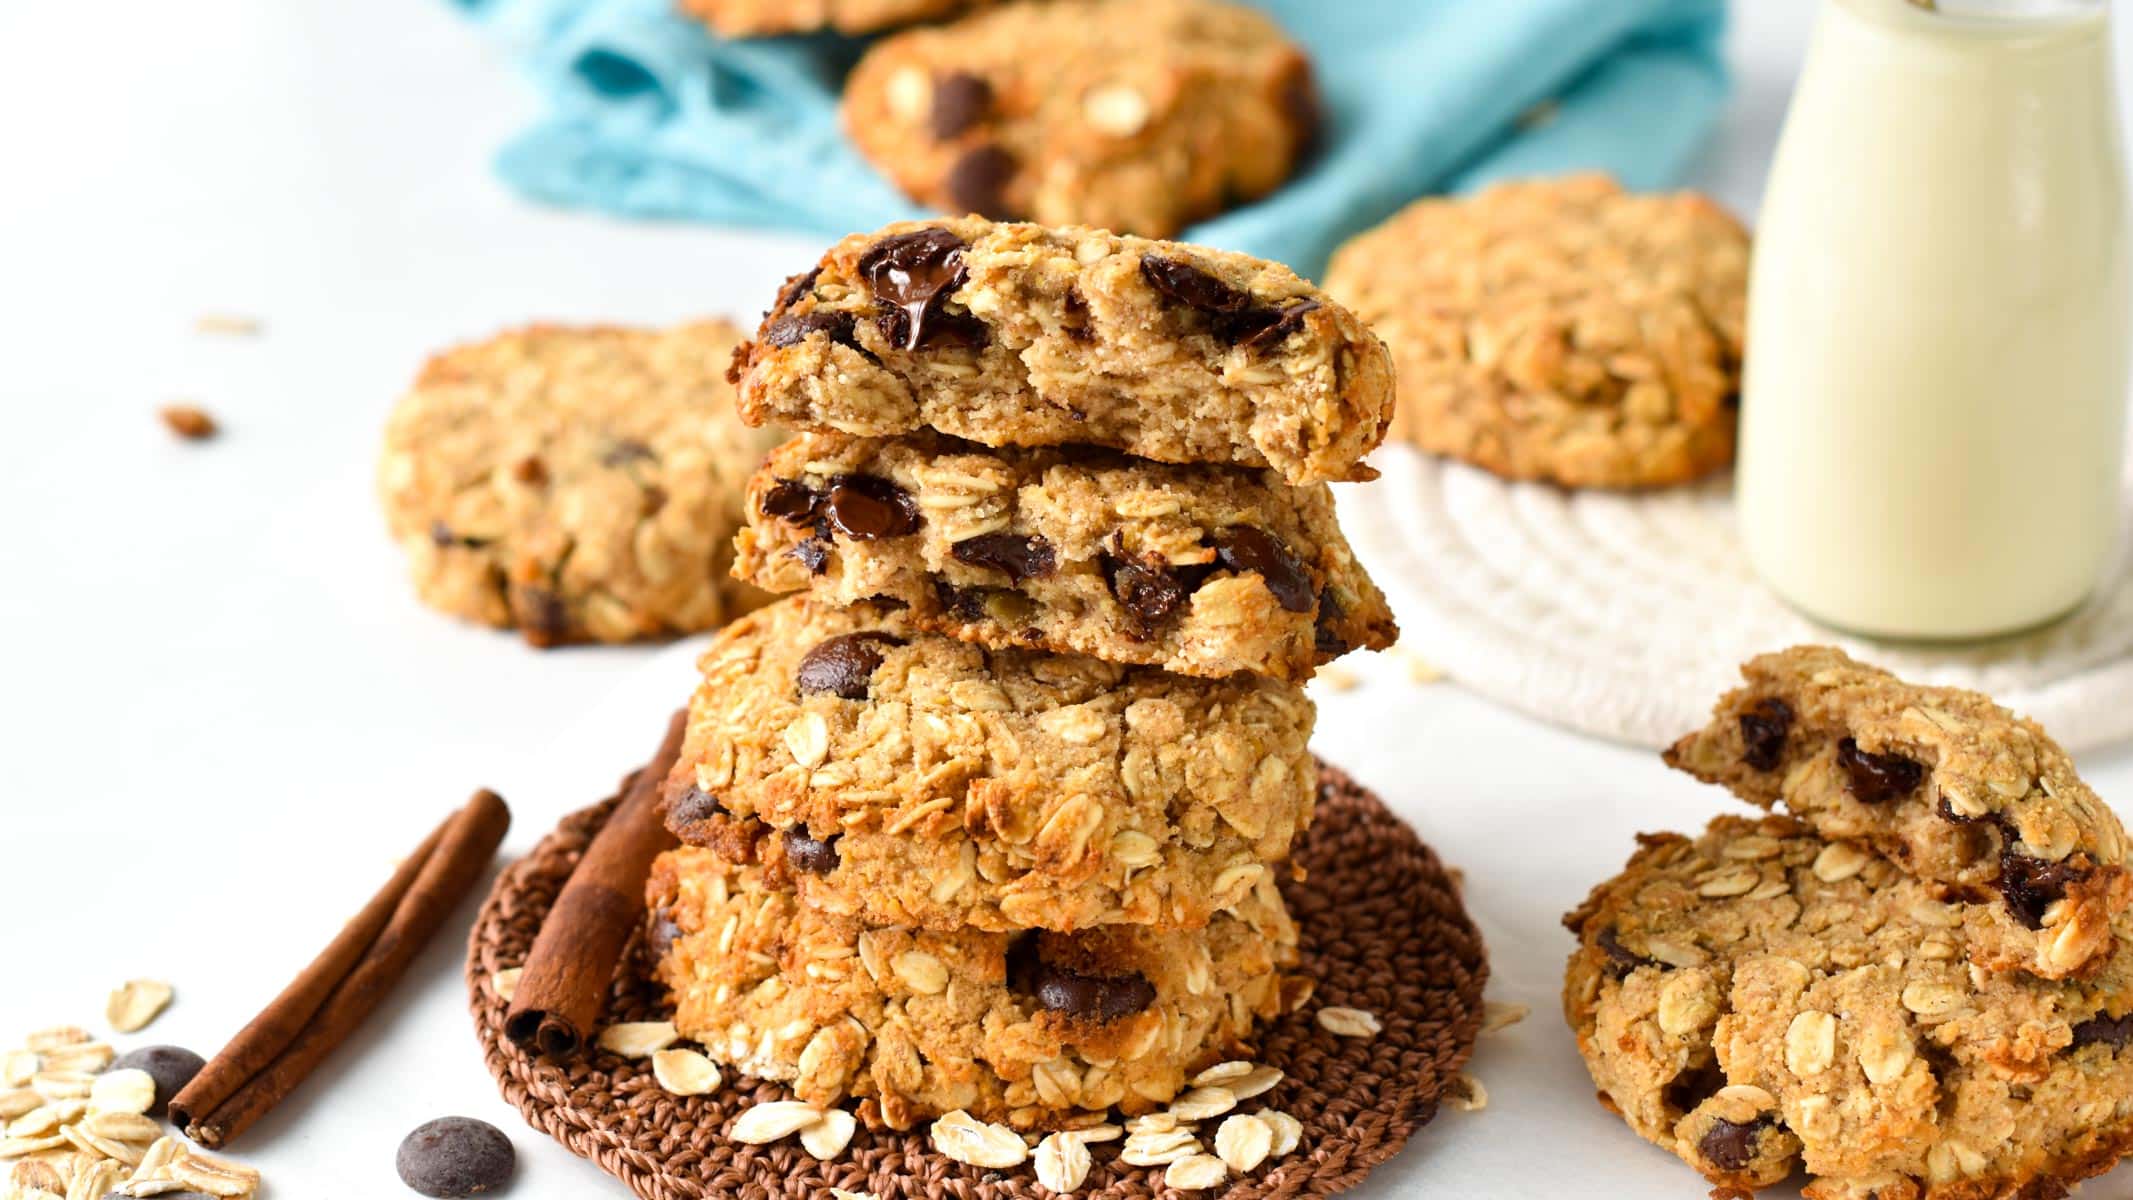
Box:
[1314,664,1362,692]
[194,313,262,336]
[1444,1071,1487,1112]
[159,405,218,441]
[1481,1000,1530,1035]
[1398,646,1447,684]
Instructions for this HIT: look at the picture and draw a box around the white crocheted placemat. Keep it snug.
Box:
[1339,446,2133,753]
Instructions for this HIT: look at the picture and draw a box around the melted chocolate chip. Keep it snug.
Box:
[1213,526,1314,613]
[783,827,841,875]
[791,536,831,575]
[952,533,1057,584]
[668,785,725,827]
[859,228,975,351]
[1140,254,1252,316]
[1102,551,1191,637]
[1235,299,1321,351]
[1313,590,1350,656]
[2071,1013,2133,1051]
[1738,698,1794,771]
[762,479,823,522]
[1012,955,1158,1023]
[1698,1116,1775,1172]
[795,631,904,699]
[601,439,655,467]
[825,474,921,539]
[1836,738,1924,803]
[929,72,993,139]
[944,144,1017,217]
[1596,927,1656,980]
[763,308,862,351]
[1998,845,2089,930]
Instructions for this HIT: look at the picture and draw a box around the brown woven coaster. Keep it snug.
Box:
[467,759,1488,1199]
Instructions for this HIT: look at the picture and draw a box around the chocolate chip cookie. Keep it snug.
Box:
[732,218,1395,485]
[1324,174,1747,489]
[841,0,1316,238]
[1565,814,2133,1200]
[1667,646,2132,981]
[378,321,784,646]
[648,842,1298,1130]
[661,596,1316,933]
[681,0,993,36]
[733,432,1396,681]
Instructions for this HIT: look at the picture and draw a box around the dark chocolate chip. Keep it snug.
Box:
[934,579,990,621]
[859,228,974,351]
[1212,526,1314,613]
[1836,738,1924,803]
[1235,298,1321,352]
[1738,698,1794,771]
[1011,951,1158,1022]
[773,266,822,314]
[1102,551,1191,637]
[762,308,862,351]
[513,587,570,644]
[783,827,841,874]
[110,1045,205,1119]
[944,145,1017,218]
[762,479,822,523]
[952,533,1057,584]
[601,439,655,467]
[1140,254,1252,317]
[1998,845,2088,930]
[795,631,904,699]
[1663,1059,1726,1115]
[668,785,725,827]
[1596,928,1657,980]
[2071,1013,2133,1051]
[396,1116,516,1198]
[929,72,993,139]
[1698,1115,1775,1173]
[1313,589,1351,656]
[824,474,921,539]
[1062,287,1096,343]
[792,536,831,575]
[646,908,682,962]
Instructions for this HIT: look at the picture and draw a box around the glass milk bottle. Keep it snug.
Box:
[1739,0,2130,639]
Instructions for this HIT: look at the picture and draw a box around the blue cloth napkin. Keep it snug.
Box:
[454,0,1728,276]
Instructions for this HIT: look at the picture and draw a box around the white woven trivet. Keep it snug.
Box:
[1339,446,2133,753]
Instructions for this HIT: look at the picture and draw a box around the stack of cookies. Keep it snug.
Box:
[646,215,1400,1136]
[1566,647,2133,1200]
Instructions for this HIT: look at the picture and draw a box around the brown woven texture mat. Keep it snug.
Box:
[468,759,1489,1199]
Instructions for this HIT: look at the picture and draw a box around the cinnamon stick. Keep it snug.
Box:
[505,709,685,1060]
[173,788,511,1147]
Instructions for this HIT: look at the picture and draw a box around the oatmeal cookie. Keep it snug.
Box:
[647,843,1299,1130]
[733,432,1396,681]
[842,0,1316,238]
[1324,174,1747,489]
[680,0,993,36]
[661,597,1315,932]
[1565,814,2133,1200]
[1667,646,2132,980]
[733,217,1395,485]
[377,321,783,646]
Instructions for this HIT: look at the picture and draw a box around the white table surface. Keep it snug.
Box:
[4,3,2132,1197]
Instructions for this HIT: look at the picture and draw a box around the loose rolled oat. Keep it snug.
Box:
[1316,1006,1382,1037]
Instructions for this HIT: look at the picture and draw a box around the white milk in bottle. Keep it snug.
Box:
[1739,0,2129,639]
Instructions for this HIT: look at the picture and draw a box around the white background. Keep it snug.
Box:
[2,3,2130,1197]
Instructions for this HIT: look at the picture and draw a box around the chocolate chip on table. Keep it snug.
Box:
[1212,526,1314,613]
[783,827,841,874]
[396,1116,515,1198]
[1835,737,1924,802]
[951,533,1057,584]
[762,479,823,523]
[795,632,904,699]
[1102,550,1192,637]
[1698,1115,1776,1172]
[944,144,1017,218]
[929,71,993,139]
[1736,698,1794,771]
[825,474,921,540]
[2070,1013,2133,1051]
[762,308,863,351]
[110,1045,206,1118]
[859,227,977,351]
[1997,844,2088,929]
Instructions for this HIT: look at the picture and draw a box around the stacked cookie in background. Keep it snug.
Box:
[1566,647,2133,1200]
[646,215,1399,1159]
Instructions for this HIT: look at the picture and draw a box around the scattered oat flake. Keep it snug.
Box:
[1317,1005,1383,1037]
[106,980,174,1034]
[194,314,263,336]
[88,1069,155,1116]
[929,1110,1027,1169]
[1,1052,34,1087]
[799,1107,855,1160]
[490,968,523,1003]
[1034,1130,1091,1193]
[1482,1000,1531,1035]
[0,1091,38,1121]
[1226,1065,1283,1101]
[1260,1109,1304,1157]
[1164,1153,1230,1191]
[1313,664,1361,692]
[38,1042,112,1074]
[829,1190,878,1200]
[729,1100,823,1145]
[1214,1113,1273,1173]
[1398,646,1447,684]
[1167,1085,1237,1122]
[23,1029,88,1054]
[1065,1122,1121,1145]
[159,405,219,441]
[650,1048,720,1097]
[1444,1071,1488,1112]
[595,1021,677,1058]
